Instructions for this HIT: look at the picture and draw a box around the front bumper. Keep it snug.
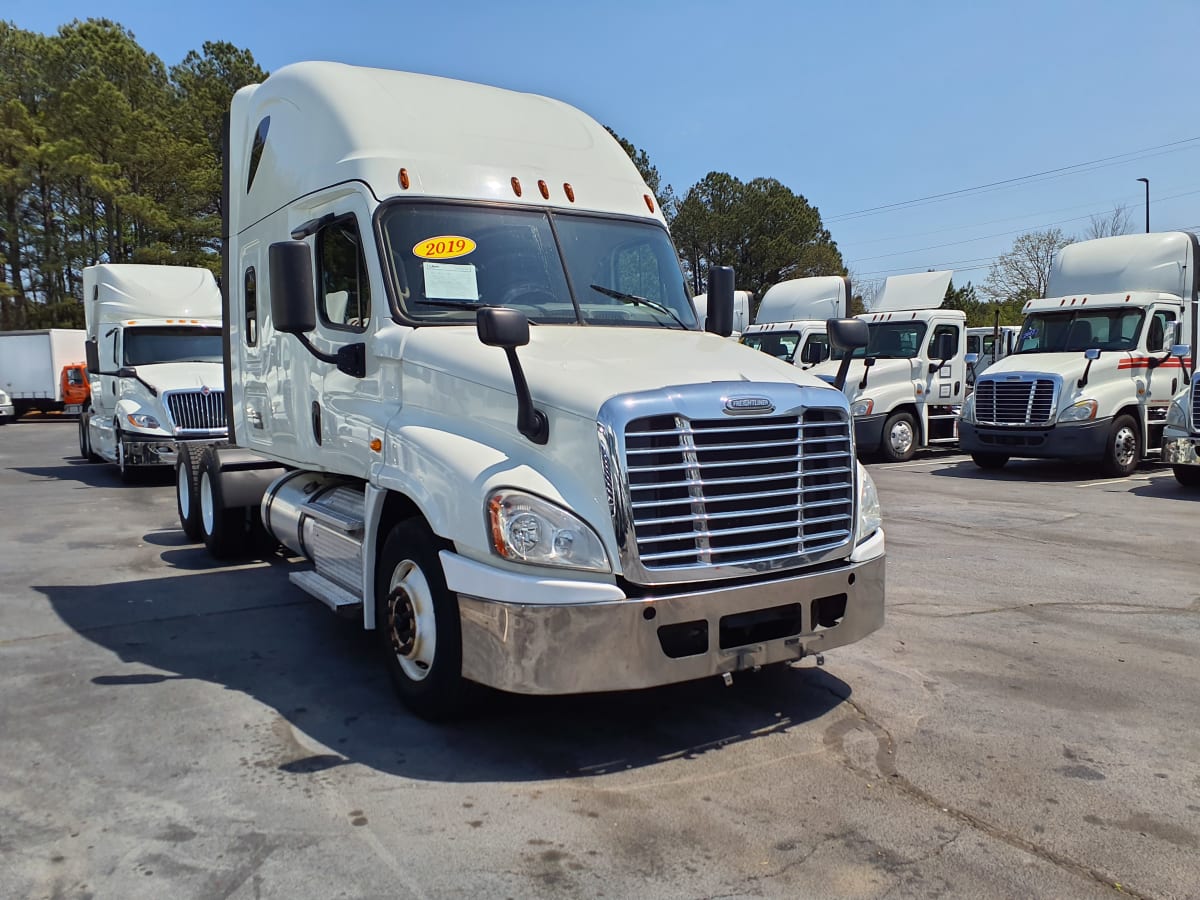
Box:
[959,417,1111,460]
[0,402,14,420]
[854,413,887,454]
[452,552,885,695]
[1162,432,1200,467]
[121,430,227,467]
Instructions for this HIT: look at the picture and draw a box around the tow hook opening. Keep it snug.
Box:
[812,593,848,630]
[657,619,708,658]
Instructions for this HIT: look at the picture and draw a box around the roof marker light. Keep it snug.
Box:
[399,168,410,190]
[537,180,550,200]
[563,183,575,202]
[644,194,655,213]
[511,177,523,198]
[369,438,382,452]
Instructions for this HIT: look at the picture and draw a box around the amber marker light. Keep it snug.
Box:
[563,183,575,202]
[537,180,550,199]
[398,168,410,189]
[369,438,382,452]
[511,177,522,197]
[644,194,655,213]
[488,495,508,557]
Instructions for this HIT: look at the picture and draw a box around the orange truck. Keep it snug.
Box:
[60,362,90,413]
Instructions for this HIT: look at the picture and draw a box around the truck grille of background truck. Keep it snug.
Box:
[974,378,1057,425]
[165,390,227,432]
[623,410,854,571]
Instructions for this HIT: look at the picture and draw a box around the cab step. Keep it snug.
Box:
[289,569,362,613]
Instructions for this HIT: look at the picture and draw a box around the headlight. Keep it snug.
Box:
[850,398,874,417]
[1058,399,1098,423]
[1165,398,1188,429]
[855,463,881,545]
[126,413,161,430]
[960,394,975,424]
[487,490,610,572]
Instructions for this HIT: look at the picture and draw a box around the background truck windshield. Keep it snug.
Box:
[833,321,928,359]
[380,203,697,329]
[123,328,223,366]
[741,331,799,362]
[1015,308,1145,353]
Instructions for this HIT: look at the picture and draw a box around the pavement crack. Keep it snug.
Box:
[887,599,1194,619]
[818,685,1157,900]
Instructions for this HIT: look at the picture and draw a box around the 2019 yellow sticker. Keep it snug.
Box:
[413,235,476,260]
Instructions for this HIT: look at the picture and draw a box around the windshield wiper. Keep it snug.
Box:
[589,284,687,330]
[418,299,537,324]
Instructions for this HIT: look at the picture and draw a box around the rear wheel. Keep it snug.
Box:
[375,519,467,720]
[198,451,250,558]
[1173,465,1200,488]
[176,446,204,542]
[1102,415,1140,477]
[971,453,1009,470]
[880,411,917,462]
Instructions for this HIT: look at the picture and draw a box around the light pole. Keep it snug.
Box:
[1137,177,1150,233]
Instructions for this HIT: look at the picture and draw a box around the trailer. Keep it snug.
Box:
[0,329,86,416]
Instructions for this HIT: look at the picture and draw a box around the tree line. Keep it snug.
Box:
[1,18,1142,333]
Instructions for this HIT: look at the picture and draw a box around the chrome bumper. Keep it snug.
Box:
[1162,434,1200,466]
[122,435,180,467]
[456,554,885,695]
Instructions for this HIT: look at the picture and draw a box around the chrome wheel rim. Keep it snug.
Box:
[178,462,191,519]
[386,559,436,682]
[200,470,215,535]
[889,420,914,457]
[1113,426,1138,470]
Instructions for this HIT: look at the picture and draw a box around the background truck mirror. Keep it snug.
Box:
[705,266,735,337]
[268,241,317,335]
[84,339,99,375]
[1170,343,1190,358]
[964,352,979,365]
[1084,348,1101,361]
[827,317,868,351]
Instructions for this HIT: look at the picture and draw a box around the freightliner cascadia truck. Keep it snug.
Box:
[178,61,886,718]
[960,232,1197,476]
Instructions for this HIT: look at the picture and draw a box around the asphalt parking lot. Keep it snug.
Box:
[2,419,1198,900]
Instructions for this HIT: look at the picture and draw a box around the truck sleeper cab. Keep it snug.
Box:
[960,233,1198,476]
[184,62,886,719]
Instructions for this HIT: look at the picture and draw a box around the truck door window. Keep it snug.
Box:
[800,333,828,364]
[244,267,258,346]
[931,323,960,356]
[1147,310,1175,352]
[741,331,799,361]
[967,335,980,354]
[316,216,371,332]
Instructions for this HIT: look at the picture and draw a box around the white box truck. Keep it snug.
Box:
[802,271,968,462]
[0,329,86,416]
[739,275,849,369]
[960,232,1196,476]
[177,61,887,719]
[80,265,229,479]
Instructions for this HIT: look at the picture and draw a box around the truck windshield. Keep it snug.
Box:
[1014,308,1145,353]
[832,321,927,360]
[379,203,697,329]
[741,331,799,362]
[123,328,223,366]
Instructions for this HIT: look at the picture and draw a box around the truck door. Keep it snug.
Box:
[923,319,965,443]
[1144,306,1182,442]
[238,245,272,452]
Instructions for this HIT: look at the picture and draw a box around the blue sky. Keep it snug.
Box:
[15,1,1200,292]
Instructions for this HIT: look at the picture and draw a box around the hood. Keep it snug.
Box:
[806,357,917,399]
[398,325,835,417]
[977,351,1128,387]
[129,362,225,395]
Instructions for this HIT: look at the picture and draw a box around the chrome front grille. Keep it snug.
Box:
[622,410,854,573]
[1192,382,1200,432]
[165,389,227,433]
[974,377,1057,425]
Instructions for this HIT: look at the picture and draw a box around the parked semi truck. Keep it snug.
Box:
[804,271,967,462]
[177,61,887,719]
[0,329,86,416]
[960,232,1196,475]
[966,324,1019,378]
[691,289,751,336]
[80,264,229,479]
[739,275,849,369]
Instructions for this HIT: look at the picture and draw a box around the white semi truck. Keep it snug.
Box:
[739,275,849,369]
[960,232,1197,476]
[80,265,229,479]
[691,289,752,336]
[805,271,967,462]
[177,61,887,719]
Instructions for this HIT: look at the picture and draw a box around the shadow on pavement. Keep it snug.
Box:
[12,461,175,489]
[35,568,851,783]
[927,457,1171,484]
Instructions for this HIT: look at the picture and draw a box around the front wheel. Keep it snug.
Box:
[1102,415,1140,477]
[115,427,137,483]
[375,520,467,720]
[971,453,1009,470]
[1173,465,1200,488]
[880,411,917,462]
[79,413,101,462]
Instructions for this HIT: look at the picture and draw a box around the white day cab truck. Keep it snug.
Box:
[691,289,752,336]
[80,264,229,480]
[960,232,1197,476]
[966,324,1019,377]
[803,271,967,462]
[739,275,850,369]
[0,328,86,417]
[175,61,887,719]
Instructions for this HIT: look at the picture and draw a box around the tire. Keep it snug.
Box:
[79,413,102,462]
[375,519,467,720]
[1102,415,1140,478]
[1173,465,1200,488]
[198,451,250,558]
[971,453,1009,470]
[176,446,205,542]
[880,411,917,462]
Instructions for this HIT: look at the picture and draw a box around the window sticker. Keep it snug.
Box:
[424,262,479,301]
[413,235,476,260]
